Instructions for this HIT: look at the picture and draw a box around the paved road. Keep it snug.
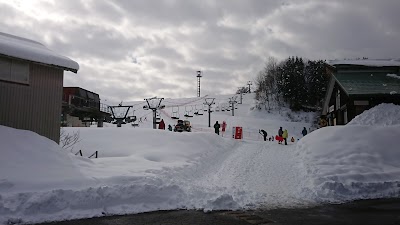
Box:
[36,198,400,225]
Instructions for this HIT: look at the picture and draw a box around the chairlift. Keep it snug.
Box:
[171,106,180,119]
[132,119,139,127]
[215,105,220,112]
[195,105,203,115]
[108,105,133,127]
[184,105,194,118]
[156,111,161,120]
[226,103,230,111]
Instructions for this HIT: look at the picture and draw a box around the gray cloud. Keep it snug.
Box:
[0,0,399,102]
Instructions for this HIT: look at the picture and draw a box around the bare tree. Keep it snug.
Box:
[60,128,81,152]
[254,57,280,111]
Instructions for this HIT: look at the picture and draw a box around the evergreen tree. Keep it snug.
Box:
[305,60,329,107]
[254,57,329,112]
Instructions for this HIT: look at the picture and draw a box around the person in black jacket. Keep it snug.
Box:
[214,121,220,135]
[259,129,268,141]
[278,127,283,144]
[302,127,307,136]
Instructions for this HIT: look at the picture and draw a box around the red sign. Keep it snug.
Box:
[232,127,243,139]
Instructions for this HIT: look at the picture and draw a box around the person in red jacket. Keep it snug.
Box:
[221,121,227,136]
[158,119,165,130]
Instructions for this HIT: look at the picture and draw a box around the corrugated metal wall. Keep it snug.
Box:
[0,63,63,143]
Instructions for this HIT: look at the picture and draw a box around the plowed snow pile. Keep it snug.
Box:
[347,103,400,126]
[296,103,400,201]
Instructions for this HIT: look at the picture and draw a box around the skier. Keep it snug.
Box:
[214,121,220,135]
[302,127,307,137]
[278,127,283,144]
[291,137,295,142]
[259,129,268,141]
[168,124,172,131]
[158,119,165,130]
[221,121,227,136]
[282,129,288,145]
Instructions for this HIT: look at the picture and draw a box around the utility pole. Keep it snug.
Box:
[237,87,243,104]
[196,70,202,97]
[204,98,215,127]
[229,96,238,116]
[247,81,252,93]
[143,97,165,129]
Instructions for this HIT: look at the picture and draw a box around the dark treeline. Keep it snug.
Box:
[254,56,330,111]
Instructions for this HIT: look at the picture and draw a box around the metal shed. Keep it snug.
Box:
[0,32,79,143]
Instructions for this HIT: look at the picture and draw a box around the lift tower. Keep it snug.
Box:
[197,70,202,97]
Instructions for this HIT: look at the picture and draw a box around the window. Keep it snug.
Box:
[0,57,29,84]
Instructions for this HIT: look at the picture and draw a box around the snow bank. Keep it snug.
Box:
[0,125,92,193]
[0,125,251,224]
[347,103,400,126]
[297,125,400,201]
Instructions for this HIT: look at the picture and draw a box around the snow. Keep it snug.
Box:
[1,94,400,224]
[328,59,400,67]
[296,125,400,201]
[387,73,400,79]
[0,32,79,73]
[347,103,400,126]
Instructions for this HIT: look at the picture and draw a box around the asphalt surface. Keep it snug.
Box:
[35,198,400,225]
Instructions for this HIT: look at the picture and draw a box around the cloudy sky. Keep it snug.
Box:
[1,0,399,102]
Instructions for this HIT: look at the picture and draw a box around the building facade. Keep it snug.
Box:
[322,60,400,126]
[0,32,79,143]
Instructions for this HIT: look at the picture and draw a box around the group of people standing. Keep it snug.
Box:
[213,121,226,135]
[160,118,310,144]
[259,126,308,145]
[277,127,289,145]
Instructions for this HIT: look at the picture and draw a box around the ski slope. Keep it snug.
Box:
[1,94,400,224]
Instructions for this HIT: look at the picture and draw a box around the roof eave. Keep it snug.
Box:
[0,53,79,73]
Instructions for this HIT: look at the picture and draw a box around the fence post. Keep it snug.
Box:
[88,151,98,159]
[75,150,83,156]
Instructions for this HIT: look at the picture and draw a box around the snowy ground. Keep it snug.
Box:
[1,94,400,224]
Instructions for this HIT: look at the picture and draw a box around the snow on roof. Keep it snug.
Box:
[0,32,79,73]
[327,59,400,67]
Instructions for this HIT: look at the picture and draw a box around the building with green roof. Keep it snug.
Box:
[322,59,400,126]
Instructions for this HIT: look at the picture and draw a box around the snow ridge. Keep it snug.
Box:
[347,103,400,126]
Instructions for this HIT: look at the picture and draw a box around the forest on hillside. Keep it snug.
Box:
[252,57,330,111]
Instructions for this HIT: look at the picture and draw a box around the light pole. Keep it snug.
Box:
[197,70,202,97]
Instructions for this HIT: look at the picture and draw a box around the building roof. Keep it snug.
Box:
[0,32,79,73]
[335,72,400,95]
[328,59,400,67]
